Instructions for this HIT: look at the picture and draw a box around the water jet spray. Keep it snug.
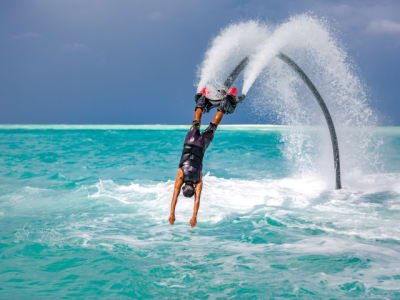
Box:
[277,52,341,189]
[197,16,377,190]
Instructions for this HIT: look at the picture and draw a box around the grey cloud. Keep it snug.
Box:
[147,11,163,21]
[13,32,41,40]
[63,42,90,53]
[310,1,400,33]
[367,19,400,35]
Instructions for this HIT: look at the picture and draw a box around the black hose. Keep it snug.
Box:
[207,57,249,108]
[277,52,342,189]
[224,57,249,89]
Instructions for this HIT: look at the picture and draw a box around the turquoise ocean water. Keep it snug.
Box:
[1,125,400,298]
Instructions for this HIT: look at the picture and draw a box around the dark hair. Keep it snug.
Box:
[182,183,195,198]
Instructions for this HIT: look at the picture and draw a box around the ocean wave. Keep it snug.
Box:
[86,172,400,241]
[5,172,400,297]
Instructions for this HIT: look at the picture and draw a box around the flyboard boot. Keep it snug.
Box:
[195,86,246,113]
[195,56,249,112]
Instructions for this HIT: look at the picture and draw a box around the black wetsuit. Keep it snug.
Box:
[179,122,217,184]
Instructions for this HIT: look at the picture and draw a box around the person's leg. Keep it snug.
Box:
[194,108,203,122]
[201,111,224,149]
[212,110,224,125]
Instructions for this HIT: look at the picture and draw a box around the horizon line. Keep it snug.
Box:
[0,124,399,133]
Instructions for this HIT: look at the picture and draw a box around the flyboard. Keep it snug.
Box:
[202,57,249,108]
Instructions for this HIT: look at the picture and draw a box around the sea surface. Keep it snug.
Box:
[1,125,400,299]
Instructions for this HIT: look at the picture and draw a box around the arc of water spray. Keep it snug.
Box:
[237,53,341,189]
[276,52,341,189]
[210,52,342,189]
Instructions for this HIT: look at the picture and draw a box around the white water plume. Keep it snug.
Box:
[197,21,270,96]
[198,14,380,188]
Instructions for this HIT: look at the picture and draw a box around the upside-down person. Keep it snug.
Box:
[168,87,245,227]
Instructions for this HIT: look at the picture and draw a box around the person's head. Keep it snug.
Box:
[182,182,195,198]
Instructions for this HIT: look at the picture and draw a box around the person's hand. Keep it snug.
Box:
[169,214,175,225]
[189,216,197,228]
[219,94,237,114]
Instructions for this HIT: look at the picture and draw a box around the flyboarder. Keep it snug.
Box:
[168,87,245,227]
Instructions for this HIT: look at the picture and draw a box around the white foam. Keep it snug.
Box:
[89,174,320,224]
[88,172,400,241]
[281,236,400,258]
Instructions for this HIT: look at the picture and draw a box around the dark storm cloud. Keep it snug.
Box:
[0,0,399,124]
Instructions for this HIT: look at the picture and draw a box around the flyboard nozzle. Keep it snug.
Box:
[237,94,246,103]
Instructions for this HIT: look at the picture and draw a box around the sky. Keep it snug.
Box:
[1,0,399,125]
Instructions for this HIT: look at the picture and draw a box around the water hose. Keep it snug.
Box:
[277,52,342,189]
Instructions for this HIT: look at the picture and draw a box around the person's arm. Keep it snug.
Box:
[190,174,203,228]
[169,168,183,225]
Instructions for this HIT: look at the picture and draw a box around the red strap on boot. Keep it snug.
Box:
[199,87,209,97]
[228,87,237,97]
